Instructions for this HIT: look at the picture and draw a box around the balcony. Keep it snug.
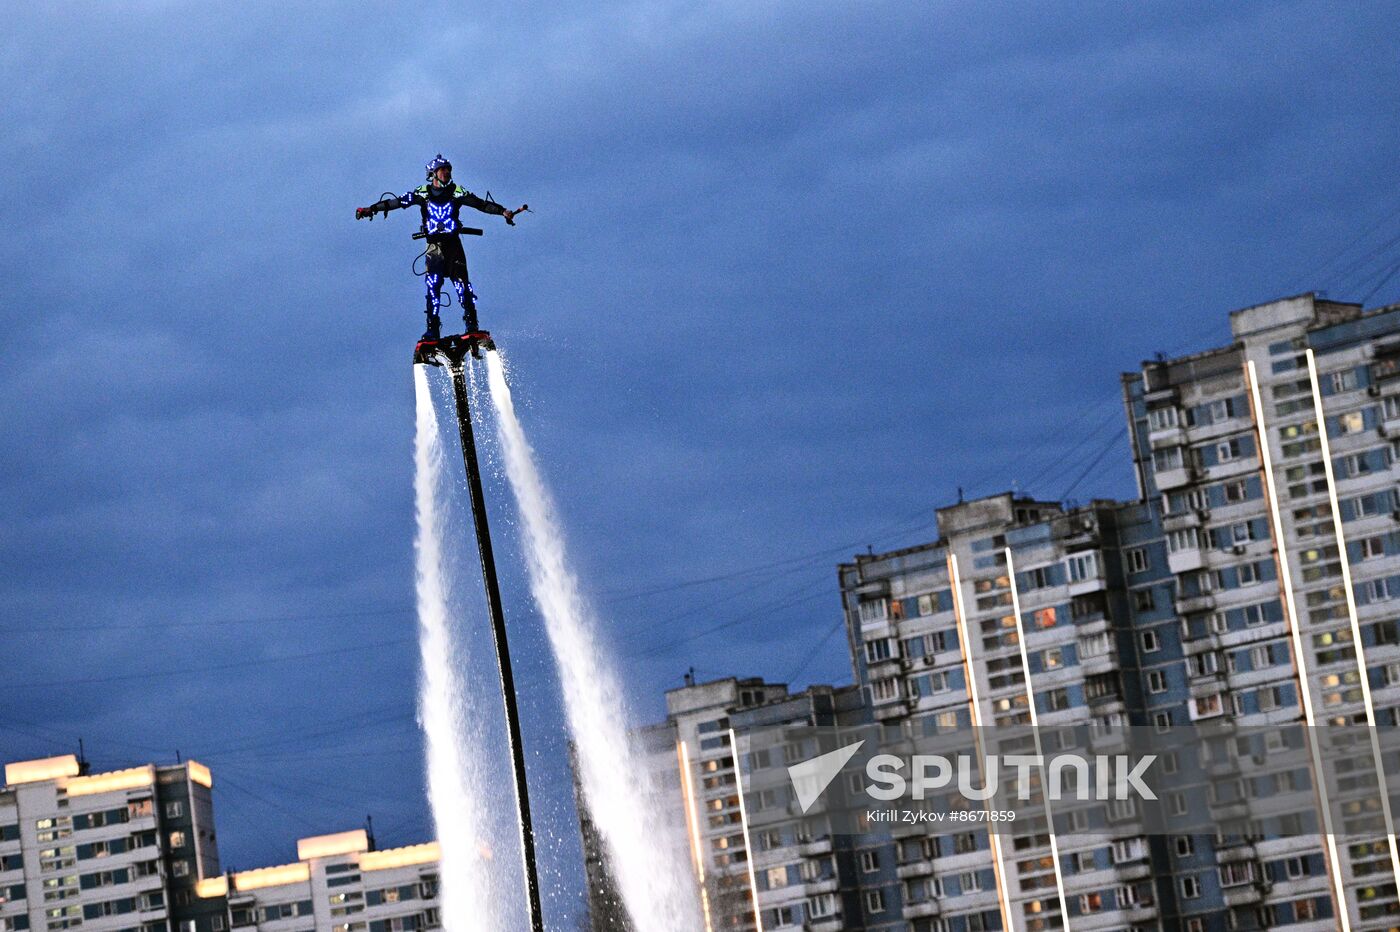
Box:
[1182,632,1222,657]
[873,701,910,722]
[1162,509,1205,532]
[807,912,843,930]
[1067,572,1108,597]
[1215,843,1257,864]
[1148,424,1186,450]
[1167,548,1206,575]
[1222,882,1267,908]
[1116,861,1153,881]
[803,877,838,895]
[1189,676,1227,700]
[1155,465,1194,490]
[1174,593,1216,615]
[798,837,832,857]
[1210,798,1251,822]
[902,899,943,920]
[896,860,934,880]
[867,654,901,674]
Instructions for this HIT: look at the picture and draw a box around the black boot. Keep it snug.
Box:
[421,312,441,343]
[462,282,480,334]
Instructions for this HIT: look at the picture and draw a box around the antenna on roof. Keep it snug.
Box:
[684,667,695,687]
[77,738,90,775]
[365,815,376,851]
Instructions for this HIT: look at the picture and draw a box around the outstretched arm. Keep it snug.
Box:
[454,189,523,225]
[355,190,420,220]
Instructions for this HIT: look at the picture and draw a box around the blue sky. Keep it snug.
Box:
[4,0,1400,923]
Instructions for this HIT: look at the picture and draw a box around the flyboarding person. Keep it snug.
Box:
[355,154,523,342]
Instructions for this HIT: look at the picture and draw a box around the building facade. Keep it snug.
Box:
[0,757,441,932]
[596,293,1400,932]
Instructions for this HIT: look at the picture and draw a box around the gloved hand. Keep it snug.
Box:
[502,209,516,226]
[355,206,373,220]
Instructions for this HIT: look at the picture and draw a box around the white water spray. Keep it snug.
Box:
[413,366,506,932]
[484,353,704,932]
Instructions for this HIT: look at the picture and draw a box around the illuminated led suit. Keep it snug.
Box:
[367,183,508,333]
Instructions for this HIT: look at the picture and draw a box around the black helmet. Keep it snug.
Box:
[426,154,452,183]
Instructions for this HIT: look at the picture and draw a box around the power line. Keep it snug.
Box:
[783,617,847,685]
[629,577,834,659]
[603,506,941,602]
[1058,428,1128,500]
[5,606,414,635]
[1359,254,1400,307]
[1286,187,1400,292]
[4,638,412,690]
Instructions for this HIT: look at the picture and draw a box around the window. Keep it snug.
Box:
[164,802,183,819]
[863,890,885,913]
[1079,892,1103,913]
[1360,536,1387,560]
[1175,836,1194,857]
[1337,411,1365,434]
[1132,588,1155,612]
[1112,838,1146,863]
[1168,528,1202,553]
[858,850,879,873]
[1153,447,1183,471]
[1154,712,1172,731]
[1078,632,1111,658]
[808,894,836,918]
[1180,875,1201,898]
[1141,630,1161,653]
[1067,552,1097,582]
[871,679,899,702]
[1331,369,1358,393]
[858,599,888,624]
[1147,671,1168,694]
[1190,694,1223,719]
[171,860,189,878]
[1126,548,1149,573]
[1148,407,1178,430]
[168,831,186,849]
[864,639,894,663]
[1238,562,1260,585]
[1219,861,1257,887]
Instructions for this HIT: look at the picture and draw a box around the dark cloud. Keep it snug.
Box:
[4,0,1400,924]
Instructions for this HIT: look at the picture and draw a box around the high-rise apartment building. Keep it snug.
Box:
[0,757,442,932]
[593,293,1400,932]
[1121,293,1400,930]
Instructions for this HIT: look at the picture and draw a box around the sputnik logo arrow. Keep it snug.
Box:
[788,740,865,814]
